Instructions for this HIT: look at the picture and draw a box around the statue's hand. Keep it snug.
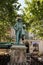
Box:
[14,26,18,30]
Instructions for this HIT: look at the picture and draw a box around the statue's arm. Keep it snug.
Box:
[14,23,17,30]
[14,23,18,31]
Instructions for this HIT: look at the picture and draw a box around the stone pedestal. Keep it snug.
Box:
[10,44,27,65]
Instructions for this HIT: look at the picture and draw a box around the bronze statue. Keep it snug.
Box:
[14,16,26,44]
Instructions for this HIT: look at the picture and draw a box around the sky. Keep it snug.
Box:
[18,0,31,14]
[18,0,31,8]
[17,0,25,14]
[18,0,25,8]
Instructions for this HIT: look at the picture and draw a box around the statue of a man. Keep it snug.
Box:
[14,16,23,44]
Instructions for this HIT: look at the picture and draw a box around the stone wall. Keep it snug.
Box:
[10,45,27,65]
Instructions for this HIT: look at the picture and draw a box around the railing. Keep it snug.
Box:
[26,53,31,64]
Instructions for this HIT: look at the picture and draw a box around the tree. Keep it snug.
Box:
[0,0,20,42]
[22,0,43,39]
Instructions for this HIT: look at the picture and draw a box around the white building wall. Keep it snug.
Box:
[39,40,43,53]
[10,27,15,38]
[29,40,43,54]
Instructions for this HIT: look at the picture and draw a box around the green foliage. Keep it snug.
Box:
[0,0,20,42]
[23,0,43,38]
[0,0,18,25]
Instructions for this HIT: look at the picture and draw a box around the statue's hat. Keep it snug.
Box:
[16,15,22,20]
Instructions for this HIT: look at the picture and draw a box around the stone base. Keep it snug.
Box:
[10,44,27,65]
